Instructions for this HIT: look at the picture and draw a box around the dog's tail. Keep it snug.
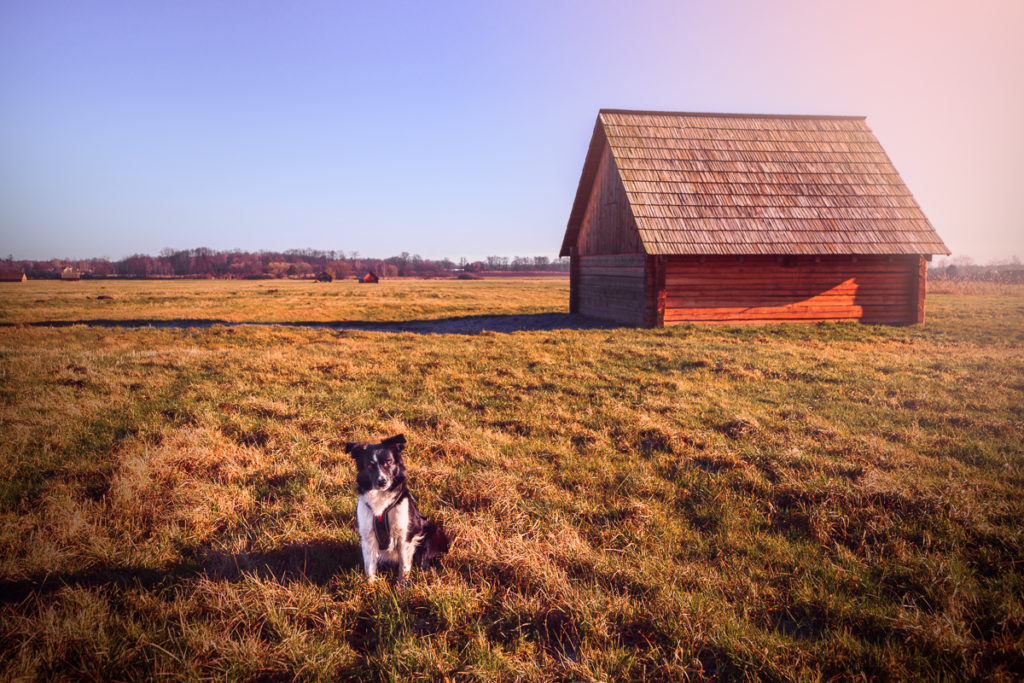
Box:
[414,521,450,569]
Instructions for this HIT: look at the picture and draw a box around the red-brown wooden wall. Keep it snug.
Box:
[642,255,926,326]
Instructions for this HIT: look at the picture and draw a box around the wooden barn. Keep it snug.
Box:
[559,110,949,326]
[358,271,379,284]
[0,271,27,282]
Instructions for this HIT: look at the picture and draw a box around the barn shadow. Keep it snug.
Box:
[0,539,362,605]
[11,313,621,335]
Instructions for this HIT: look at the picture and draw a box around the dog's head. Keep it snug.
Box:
[345,434,407,493]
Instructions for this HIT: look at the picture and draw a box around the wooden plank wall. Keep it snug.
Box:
[659,255,920,325]
[577,254,647,325]
[644,256,664,327]
[576,142,643,257]
[570,135,648,325]
[569,248,580,314]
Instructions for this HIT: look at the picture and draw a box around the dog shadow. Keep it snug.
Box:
[0,539,363,605]
[201,539,364,584]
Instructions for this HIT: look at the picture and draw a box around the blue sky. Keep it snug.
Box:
[1,0,1021,262]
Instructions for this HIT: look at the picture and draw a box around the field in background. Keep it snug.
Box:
[1,280,1022,679]
[0,278,568,325]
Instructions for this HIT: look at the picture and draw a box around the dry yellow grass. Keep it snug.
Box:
[0,278,567,325]
[0,279,1022,679]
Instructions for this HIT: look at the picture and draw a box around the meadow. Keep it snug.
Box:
[1,278,1022,680]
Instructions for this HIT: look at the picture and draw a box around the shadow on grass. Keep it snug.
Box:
[6,313,620,335]
[0,539,362,605]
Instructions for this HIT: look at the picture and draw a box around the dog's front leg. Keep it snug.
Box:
[397,540,417,585]
[357,503,381,582]
[361,536,380,582]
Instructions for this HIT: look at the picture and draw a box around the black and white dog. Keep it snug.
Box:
[345,434,449,583]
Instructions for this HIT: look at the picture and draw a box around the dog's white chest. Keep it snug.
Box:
[357,491,410,557]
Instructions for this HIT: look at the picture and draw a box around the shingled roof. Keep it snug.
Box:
[560,109,949,257]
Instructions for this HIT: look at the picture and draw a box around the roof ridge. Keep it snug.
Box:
[599,109,866,121]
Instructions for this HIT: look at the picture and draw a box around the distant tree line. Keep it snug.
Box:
[929,256,1024,284]
[1,249,569,280]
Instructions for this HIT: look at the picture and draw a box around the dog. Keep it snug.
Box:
[345,434,449,583]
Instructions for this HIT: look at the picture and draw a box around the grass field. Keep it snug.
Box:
[0,278,566,325]
[1,279,1022,680]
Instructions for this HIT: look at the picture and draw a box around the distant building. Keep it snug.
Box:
[61,268,81,281]
[0,271,26,282]
[358,271,379,284]
[560,109,950,326]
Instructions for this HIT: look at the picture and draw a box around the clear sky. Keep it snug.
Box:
[1,0,1021,262]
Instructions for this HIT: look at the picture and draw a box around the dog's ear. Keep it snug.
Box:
[344,442,364,460]
[383,434,406,453]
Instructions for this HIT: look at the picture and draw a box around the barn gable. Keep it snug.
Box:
[562,121,648,324]
[561,122,643,257]
[575,137,643,256]
[560,109,949,326]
